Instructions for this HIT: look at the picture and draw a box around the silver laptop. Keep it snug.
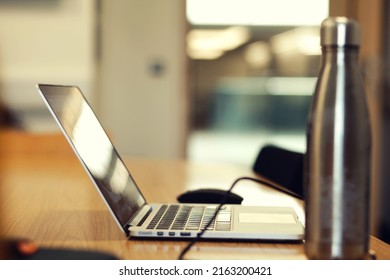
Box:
[37,84,304,241]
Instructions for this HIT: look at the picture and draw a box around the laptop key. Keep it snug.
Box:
[156,205,180,229]
[171,206,192,230]
[185,206,205,230]
[147,205,168,229]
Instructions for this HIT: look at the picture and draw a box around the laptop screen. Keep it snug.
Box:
[38,84,147,229]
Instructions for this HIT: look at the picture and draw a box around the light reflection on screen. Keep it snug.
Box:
[39,85,146,228]
[72,102,113,179]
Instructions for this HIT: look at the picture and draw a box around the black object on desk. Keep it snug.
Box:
[177,188,243,204]
[1,239,117,260]
[24,248,118,260]
[252,145,304,199]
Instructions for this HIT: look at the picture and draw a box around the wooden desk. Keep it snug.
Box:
[1,131,390,260]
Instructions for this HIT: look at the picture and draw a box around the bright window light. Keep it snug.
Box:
[187,27,250,52]
[187,26,250,59]
[270,27,321,55]
[186,0,329,26]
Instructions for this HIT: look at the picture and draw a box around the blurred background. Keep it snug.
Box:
[0,0,328,163]
[0,0,389,242]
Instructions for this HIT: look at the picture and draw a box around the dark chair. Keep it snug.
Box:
[252,145,304,199]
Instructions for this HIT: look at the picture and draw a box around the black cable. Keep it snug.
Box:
[177,176,292,260]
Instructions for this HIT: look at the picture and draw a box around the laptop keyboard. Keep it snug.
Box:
[146,204,231,231]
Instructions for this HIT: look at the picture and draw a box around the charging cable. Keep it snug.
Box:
[177,176,296,260]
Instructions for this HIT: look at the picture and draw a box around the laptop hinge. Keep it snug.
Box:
[127,204,153,229]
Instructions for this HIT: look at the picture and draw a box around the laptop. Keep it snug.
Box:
[37,84,304,241]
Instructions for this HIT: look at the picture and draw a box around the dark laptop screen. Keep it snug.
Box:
[38,84,146,229]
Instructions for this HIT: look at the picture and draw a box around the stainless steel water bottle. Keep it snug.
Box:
[304,17,371,259]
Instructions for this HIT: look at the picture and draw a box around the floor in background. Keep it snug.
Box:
[187,129,306,167]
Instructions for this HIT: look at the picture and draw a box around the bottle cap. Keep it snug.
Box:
[320,17,360,47]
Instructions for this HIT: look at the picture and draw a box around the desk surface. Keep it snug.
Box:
[1,131,389,260]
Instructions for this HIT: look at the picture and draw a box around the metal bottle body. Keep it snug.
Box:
[304,46,371,259]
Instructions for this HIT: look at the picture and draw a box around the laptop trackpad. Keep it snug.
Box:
[232,207,303,238]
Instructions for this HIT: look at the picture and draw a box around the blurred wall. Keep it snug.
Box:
[0,0,189,159]
[379,0,390,244]
[97,0,188,158]
[0,0,96,112]
[331,0,390,242]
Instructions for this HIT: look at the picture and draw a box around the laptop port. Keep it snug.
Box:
[180,232,191,237]
[157,232,164,236]
[169,232,175,236]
